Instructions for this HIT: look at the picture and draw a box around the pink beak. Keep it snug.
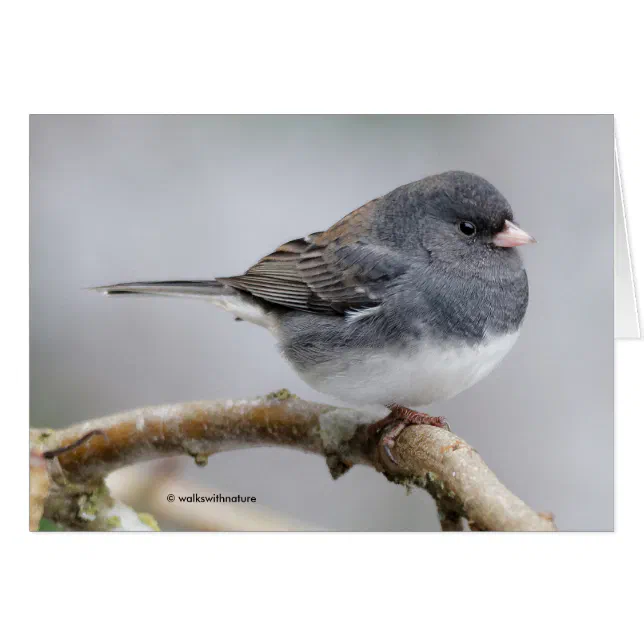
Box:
[492,220,536,248]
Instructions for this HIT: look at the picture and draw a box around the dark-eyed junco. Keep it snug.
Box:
[96,171,534,446]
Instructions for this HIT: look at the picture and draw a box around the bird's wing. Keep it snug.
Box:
[219,199,409,315]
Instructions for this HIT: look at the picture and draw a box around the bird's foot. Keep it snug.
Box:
[368,404,450,467]
[378,421,407,467]
[386,404,451,432]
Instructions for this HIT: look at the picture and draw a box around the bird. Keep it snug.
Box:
[95,170,534,458]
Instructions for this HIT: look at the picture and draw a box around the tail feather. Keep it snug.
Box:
[92,280,230,298]
[92,279,275,330]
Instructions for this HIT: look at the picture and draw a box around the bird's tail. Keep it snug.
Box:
[92,280,230,298]
[92,279,275,330]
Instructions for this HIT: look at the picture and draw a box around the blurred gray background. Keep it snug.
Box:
[30,115,614,531]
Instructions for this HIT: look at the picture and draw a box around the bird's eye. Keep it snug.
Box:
[458,221,477,236]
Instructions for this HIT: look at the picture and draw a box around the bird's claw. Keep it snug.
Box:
[370,405,452,467]
[379,421,406,467]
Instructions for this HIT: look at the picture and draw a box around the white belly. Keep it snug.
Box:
[297,331,520,407]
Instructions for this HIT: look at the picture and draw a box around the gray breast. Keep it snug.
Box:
[278,258,528,371]
[400,266,529,342]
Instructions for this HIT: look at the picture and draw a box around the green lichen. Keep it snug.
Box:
[266,388,297,401]
[39,518,63,531]
[76,482,112,523]
[77,495,98,521]
[193,453,209,467]
[138,513,160,531]
[36,429,53,443]
[32,428,57,454]
[106,515,122,529]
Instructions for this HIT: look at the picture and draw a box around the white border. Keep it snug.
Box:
[6,2,643,642]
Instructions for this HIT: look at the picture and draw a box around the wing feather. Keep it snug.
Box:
[219,198,408,315]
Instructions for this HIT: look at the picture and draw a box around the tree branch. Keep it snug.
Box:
[31,391,556,531]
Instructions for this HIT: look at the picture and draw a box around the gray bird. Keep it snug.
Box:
[96,171,534,449]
